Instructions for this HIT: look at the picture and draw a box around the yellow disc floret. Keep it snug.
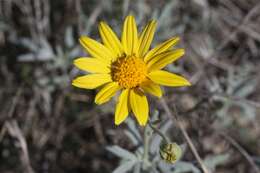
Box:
[111,55,147,89]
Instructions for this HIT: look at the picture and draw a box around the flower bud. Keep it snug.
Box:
[159,141,182,163]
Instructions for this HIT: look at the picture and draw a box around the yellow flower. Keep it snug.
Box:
[72,15,191,126]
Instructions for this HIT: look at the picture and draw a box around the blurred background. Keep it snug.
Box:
[0,0,260,172]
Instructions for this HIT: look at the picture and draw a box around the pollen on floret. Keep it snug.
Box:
[111,55,147,89]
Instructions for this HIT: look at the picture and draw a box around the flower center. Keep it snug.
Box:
[111,55,147,89]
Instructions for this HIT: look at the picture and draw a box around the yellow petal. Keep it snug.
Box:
[79,36,115,63]
[138,20,157,58]
[95,82,121,105]
[144,37,180,62]
[115,89,130,125]
[74,57,110,73]
[129,89,149,126]
[147,49,185,71]
[121,15,138,56]
[148,70,191,87]
[99,22,124,57]
[72,74,112,89]
[140,80,162,98]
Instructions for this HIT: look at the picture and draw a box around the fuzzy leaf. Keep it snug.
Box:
[173,161,201,173]
[106,146,137,161]
[113,160,137,173]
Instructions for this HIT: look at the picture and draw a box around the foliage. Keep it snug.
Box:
[0,0,260,172]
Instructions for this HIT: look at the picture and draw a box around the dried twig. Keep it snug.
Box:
[75,0,83,34]
[214,92,260,108]
[160,98,211,173]
[216,2,260,52]
[5,120,35,173]
[190,2,260,84]
[84,5,102,35]
[8,87,23,118]
[219,132,260,173]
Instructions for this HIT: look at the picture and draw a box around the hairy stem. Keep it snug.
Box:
[148,122,169,143]
[142,125,150,170]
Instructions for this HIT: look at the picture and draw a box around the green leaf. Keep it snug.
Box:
[173,161,201,173]
[113,160,137,173]
[106,145,137,161]
[125,118,142,141]
[204,154,229,171]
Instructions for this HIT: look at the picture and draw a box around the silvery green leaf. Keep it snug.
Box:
[204,154,229,171]
[151,9,159,21]
[37,76,49,86]
[37,47,54,61]
[122,0,130,17]
[83,14,93,35]
[65,27,74,48]
[240,103,256,120]
[106,146,137,161]
[125,118,142,141]
[152,151,161,163]
[19,38,38,51]
[158,160,171,172]
[150,110,159,122]
[133,162,141,173]
[53,76,69,86]
[69,47,81,58]
[18,38,54,62]
[17,53,36,62]
[18,49,54,62]
[112,160,137,173]
[101,0,112,11]
[173,161,201,173]
[124,130,139,146]
[157,1,177,30]
[56,45,64,57]
[135,147,144,160]
[0,21,9,31]
[234,79,257,98]
[180,143,187,154]
[137,0,148,22]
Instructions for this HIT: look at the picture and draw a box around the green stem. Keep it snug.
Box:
[148,122,169,143]
[142,125,151,171]
[142,122,169,170]
[143,125,149,161]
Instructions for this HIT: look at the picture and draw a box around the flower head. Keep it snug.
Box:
[72,15,191,126]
